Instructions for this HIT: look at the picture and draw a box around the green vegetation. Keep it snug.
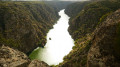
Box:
[98,12,112,25]
[59,0,120,67]
[0,2,59,53]
[65,1,91,18]
[0,34,21,48]
[58,34,91,67]
[66,1,120,40]
[45,1,73,12]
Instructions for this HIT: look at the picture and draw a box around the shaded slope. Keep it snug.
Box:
[65,1,91,18]
[0,2,59,53]
[66,1,120,40]
[45,1,74,12]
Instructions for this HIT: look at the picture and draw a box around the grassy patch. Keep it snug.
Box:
[98,12,113,25]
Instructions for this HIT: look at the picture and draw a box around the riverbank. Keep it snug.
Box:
[58,0,120,67]
[29,9,74,65]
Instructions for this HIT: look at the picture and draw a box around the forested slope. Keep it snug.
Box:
[0,2,59,53]
[58,1,120,67]
[65,1,120,40]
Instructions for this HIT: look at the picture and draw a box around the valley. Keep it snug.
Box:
[0,0,120,67]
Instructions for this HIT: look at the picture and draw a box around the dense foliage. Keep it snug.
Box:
[0,2,59,53]
[58,1,120,67]
[66,1,120,40]
[65,1,91,18]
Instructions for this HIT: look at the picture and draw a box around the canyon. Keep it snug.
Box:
[0,0,120,67]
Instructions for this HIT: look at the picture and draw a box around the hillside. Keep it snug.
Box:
[45,1,74,12]
[65,0,120,40]
[58,1,120,67]
[0,1,120,67]
[0,2,59,54]
[65,1,91,18]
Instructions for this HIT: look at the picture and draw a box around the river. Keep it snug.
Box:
[29,9,74,65]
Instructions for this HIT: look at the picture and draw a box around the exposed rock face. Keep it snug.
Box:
[65,1,120,40]
[28,60,49,67]
[87,9,120,67]
[59,1,120,67]
[0,2,59,53]
[0,45,30,67]
[0,45,50,67]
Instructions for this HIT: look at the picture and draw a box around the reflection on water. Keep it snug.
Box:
[29,9,74,65]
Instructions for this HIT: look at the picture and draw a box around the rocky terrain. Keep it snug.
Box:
[87,8,120,67]
[65,0,120,40]
[0,0,120,67]
[58,0,120,67]
[0,45,50,67]
[0,45,29,67]
[0,2,59,54]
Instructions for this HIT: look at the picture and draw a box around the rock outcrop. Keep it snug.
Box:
[65,1,120,40]
[0,45,30,67]
[28,60,49,67]
[59,1,120,67]
[87,9,120,67]
[0,45,50,67]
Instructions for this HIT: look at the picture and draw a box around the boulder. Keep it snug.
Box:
[0,45,30,67]
[28,60,49,67]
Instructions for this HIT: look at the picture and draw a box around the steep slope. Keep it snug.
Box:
[0,2,59,53]
[0,45,30,67]
[87,9,120,67]
[66,1,120,40]
[0,45,50,67]
[45,1,74,12]
[58,1,120,67]
[65,1,91,18]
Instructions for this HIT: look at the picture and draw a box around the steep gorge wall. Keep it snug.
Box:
[58,1,120,67]
[87,9,120,67]
[0,45,50,67]
[45,1,74,12]
[0,2,59,53]
[65,1,120,40]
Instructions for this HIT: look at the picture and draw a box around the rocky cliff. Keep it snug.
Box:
[0,45,50,67]
[1,1,120,67]
[0,2,59,54]
[87,9,120,67]
[65,1,120,40]
[58,1,120,67]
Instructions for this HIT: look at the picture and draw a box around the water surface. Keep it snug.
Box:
[29,9,74,65]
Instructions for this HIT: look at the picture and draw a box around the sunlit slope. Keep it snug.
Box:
[58,1,120,67]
